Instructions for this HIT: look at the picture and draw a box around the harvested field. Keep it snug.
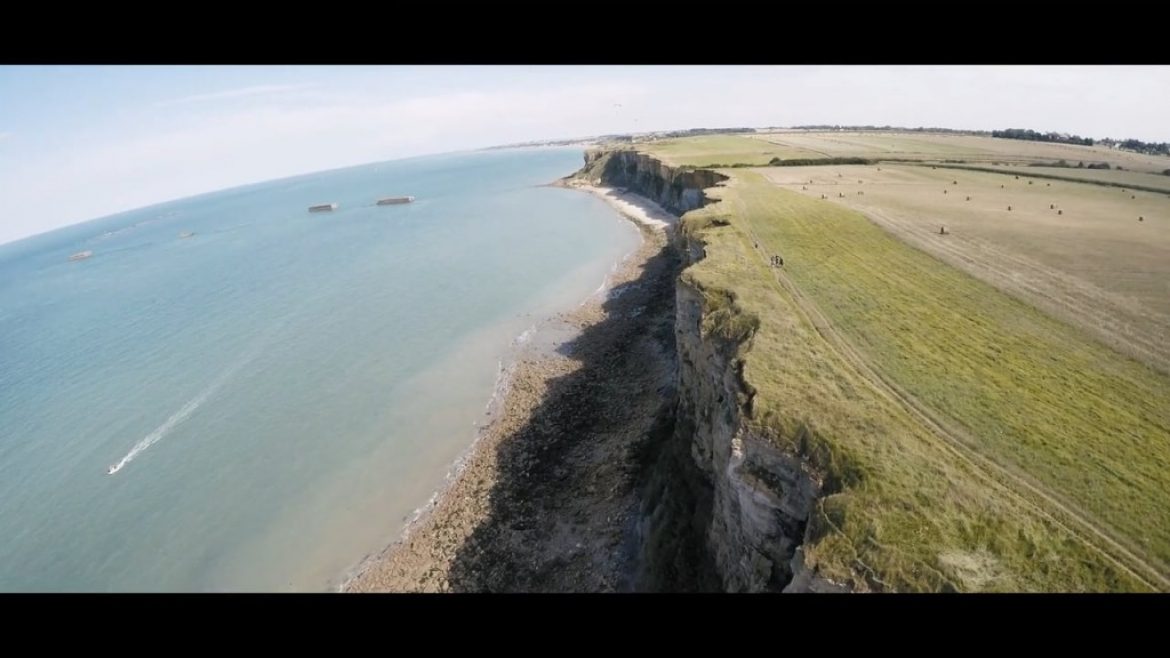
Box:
[759,163,1170,372]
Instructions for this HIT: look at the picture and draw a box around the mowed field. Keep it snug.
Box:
[967,164,1170,193]
[681,173,1164,591]
[751,131,1170,173]
[634,132,1170,589]
[634,135,822,166]
[759,163,1170,372]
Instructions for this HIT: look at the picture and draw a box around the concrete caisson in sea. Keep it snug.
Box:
[376,196,415,206]
[309,203,339,213]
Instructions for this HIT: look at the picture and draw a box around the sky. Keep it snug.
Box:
[2,65,1170,245]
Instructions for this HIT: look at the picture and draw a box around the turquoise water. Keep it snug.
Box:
[0,148,640,591]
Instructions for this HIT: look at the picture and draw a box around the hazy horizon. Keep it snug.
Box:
[4,65,1170,245]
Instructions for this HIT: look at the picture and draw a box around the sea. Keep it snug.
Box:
[0,147,640,591]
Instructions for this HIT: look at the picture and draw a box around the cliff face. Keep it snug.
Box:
[580,149,727,216]
[674,277,844,592]
[580,149,847,592]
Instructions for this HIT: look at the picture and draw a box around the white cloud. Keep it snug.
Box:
[153,84,314,108]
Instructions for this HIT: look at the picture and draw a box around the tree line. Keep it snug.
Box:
[993,128,1170,156]
[789,125,987,135]
[992,128,1095,146]
[1108,138,1170,156]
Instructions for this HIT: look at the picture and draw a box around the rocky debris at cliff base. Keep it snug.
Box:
[346,224,678,593]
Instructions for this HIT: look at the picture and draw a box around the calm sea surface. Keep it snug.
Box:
[0,148,639,591]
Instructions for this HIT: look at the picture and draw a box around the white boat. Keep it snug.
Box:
[69,250,93,262]
[376,196,415,206]
[309,203,339,213]
[107,464,118,475]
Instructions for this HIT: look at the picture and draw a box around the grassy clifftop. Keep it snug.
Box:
[638,133,1170,591]
[634,131,1170,173]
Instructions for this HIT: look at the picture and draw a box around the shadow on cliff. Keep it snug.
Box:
[442,234,720,592]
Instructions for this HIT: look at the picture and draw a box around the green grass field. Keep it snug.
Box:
[755,131,984,158]
[627,131,1170,174]
[721,168,1170,561]
[679,174,1158,590]
[749,131,1170,173]
[636,135,821,167]
[628,132,1170,590]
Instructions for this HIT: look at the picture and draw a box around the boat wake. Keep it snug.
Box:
[106,348,258,476]
[106,390,214,476]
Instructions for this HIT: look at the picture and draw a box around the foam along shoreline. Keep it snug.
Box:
[343,184,678,592]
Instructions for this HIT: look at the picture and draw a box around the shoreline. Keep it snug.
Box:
[344,179,679,592]
[555,179,677,231]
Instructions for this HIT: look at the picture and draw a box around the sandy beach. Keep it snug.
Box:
[564,181,677,231]
[344,182,680,592]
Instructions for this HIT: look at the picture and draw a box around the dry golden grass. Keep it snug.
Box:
[750,131,1170,173]
[759,163,1170,372]
[973,164,1170,193]
[636,135,821,167]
